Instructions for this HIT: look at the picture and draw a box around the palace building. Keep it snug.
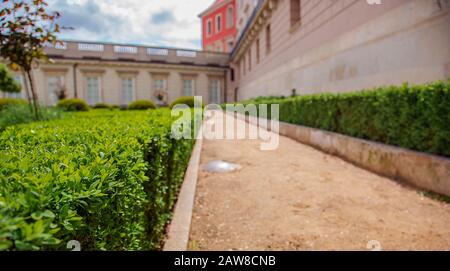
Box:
[2,41,229,106]
[227,0,450,101]
[2,0,450,106]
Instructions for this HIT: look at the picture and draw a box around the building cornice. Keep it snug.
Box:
[41,67,69,73]
[44,56,229,73]
[80,68,106,74]
[198,0,233,18]
[231,0,278,61]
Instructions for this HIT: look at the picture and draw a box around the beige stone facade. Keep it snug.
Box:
[228,0,450,101]
[2,1,450,105]
[2,41,229,106]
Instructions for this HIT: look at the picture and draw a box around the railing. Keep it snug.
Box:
[147,48,169,56]
[114,45,138,54]
[176,50,197,58]
[44,41,229,67]
[78,43,104,52]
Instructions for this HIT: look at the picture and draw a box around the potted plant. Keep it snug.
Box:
[154,90,168,107]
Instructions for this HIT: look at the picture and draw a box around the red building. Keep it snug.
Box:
[199,0,237,53]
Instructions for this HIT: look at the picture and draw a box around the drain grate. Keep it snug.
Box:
[202,160,241,173]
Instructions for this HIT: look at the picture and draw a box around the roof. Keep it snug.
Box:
[198,0,232,18]
[231,0,265,59]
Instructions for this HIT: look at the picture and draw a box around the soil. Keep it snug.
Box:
[188,112,450,251]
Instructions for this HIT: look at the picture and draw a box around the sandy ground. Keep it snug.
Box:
[188,112,450,251]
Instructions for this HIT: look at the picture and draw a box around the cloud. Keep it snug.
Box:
[151,10,175,24]
[48,0,215,49]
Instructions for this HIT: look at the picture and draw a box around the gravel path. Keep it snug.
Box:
[188,112,450,251]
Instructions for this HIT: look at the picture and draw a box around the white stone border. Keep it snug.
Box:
[163,128,203,251]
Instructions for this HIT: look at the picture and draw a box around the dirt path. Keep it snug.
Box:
[188,112,450,251]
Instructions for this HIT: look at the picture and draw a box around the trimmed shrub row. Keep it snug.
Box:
[56,98,89,112]
[52,97,206,112]
[0,109,195,250]
[235,80,450,157]
[57,97,205,112]
[0,98,27,111]
[170,96,204,109]
[91,103,112,109]
[56,99,158,112]
[128,100,156,110]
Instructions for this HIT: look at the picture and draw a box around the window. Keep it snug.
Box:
[290,0,301,28]
[182,79,195,96]
[266,24,271,55]
[86,76,101,105]
[207,19,212,36]
[5,75,23,99]
[248,49,252,71]
[209,79,221,104]
[227,41,234,52]
[216,42,223,52]
[154,78,166,91]
[216,15,222,33]
[121,78,135,104]
[226,6,234,28]
[153,75,168,102]
[47,76,65,105]
[256,38,260,63]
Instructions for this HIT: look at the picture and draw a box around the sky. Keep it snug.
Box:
[47,0,216,50]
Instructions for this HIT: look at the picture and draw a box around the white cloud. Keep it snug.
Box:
[49,0,215,49]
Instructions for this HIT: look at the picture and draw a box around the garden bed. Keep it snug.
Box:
[0,109,195,250]
[233,80,450,158]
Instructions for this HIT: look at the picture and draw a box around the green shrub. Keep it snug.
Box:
[170,96,204,109]
[234,80,450,157]
[57,98,89,112]
[91,103,111,109]
[0,64,21,94]
[0,104,63,131]
[0,98,27,111]
[128,100,156,110]
[0,109,195,250]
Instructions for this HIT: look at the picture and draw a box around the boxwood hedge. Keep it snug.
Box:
[234,80,450,157]
[0,109,195,250]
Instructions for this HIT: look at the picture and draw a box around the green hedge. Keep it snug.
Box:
[0,109,195,250]
[169,96,204,109]
[235,80,450,157]
[128,100,156,110]
[0,98,27,111]
[91,103,111,109]
[57,99,89,112]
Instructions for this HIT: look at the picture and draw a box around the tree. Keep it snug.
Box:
[0,63,21,93]
[0,0,61,119]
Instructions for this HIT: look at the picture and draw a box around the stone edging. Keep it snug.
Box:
[163,130,203,251]
[235,113,450,197]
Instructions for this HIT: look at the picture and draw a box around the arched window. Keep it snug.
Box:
[226,6,234,28]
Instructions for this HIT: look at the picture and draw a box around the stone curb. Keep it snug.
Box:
[163,130,203,251]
